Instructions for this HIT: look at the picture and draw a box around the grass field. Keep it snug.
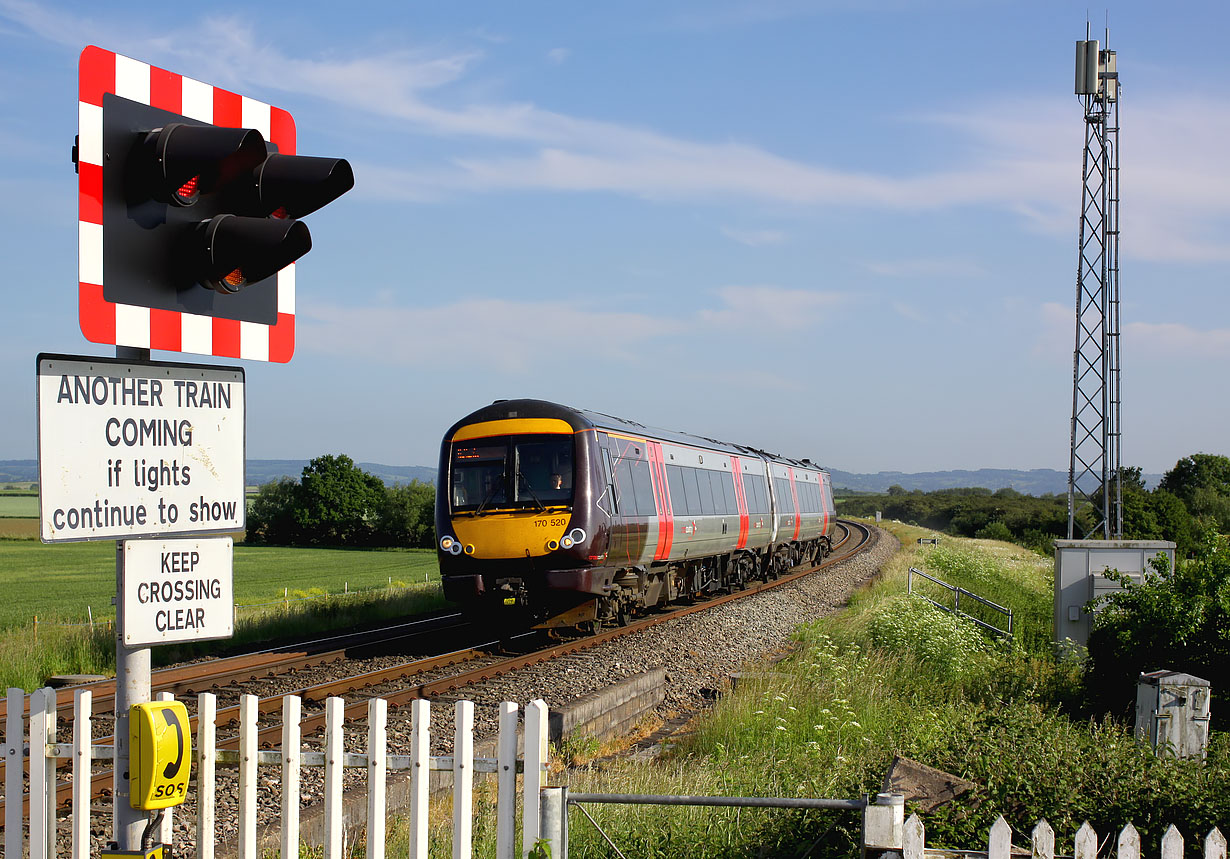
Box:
[0,496,38,517]
[0,536,440,630]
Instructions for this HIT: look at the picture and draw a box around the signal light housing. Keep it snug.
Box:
[81,45,353,359]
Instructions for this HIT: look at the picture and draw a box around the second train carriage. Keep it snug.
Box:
[435,399,836,629]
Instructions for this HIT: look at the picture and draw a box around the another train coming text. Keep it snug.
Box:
[435,399,836,630]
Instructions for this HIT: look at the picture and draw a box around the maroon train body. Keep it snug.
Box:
[435,399,836,629]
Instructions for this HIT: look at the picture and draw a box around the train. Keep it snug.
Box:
[435,399,837,630]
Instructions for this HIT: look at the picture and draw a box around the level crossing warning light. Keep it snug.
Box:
[129,700,192,810]
[76,45,353,362]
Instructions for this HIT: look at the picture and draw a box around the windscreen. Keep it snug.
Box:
[450,434,574,512]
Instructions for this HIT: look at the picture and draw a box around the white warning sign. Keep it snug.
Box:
[37,353,245,542]
[122,537,234,646]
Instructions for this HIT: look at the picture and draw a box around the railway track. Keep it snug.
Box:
[5,519,872,822]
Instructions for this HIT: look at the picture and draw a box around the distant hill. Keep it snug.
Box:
[0,460,1160,494]
[0,459,435,488]
[0,460,36,484]
[828,467,1161,495]
[244,460,436,487]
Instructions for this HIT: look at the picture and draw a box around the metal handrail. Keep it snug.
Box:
[908,566,1013,638]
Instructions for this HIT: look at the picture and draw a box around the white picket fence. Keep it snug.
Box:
[902,813,1227,859]
[5,686,550,859]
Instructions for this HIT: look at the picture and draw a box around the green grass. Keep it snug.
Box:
[0,540,446,690]
[0,496,37,517]
[0,540,439,628]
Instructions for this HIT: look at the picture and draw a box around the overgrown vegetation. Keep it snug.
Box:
[541,525,1228,858]
[1087,531,1230,731]
[246,454,435,548]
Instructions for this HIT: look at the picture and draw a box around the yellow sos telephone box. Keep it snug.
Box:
[130,701,192,810]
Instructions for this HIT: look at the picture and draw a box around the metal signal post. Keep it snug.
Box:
[1068,35,1122,540]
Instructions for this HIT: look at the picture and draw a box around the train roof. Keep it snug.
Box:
[446,399,828,473]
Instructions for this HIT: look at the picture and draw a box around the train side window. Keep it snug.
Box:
[602,447,618,514]
[696,470,716,515]
[683,468,702,515]
[707,471,725,515]
[630,457,657,516]
[744,475,760,514]
[720,472,737,515]
[667,465,687,516]
[615,456,638,515]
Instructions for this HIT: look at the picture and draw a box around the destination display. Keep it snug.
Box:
[122,537,234,646]
[37,353,245,542]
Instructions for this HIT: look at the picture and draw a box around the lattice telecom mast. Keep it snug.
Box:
[1068,34,1121,539]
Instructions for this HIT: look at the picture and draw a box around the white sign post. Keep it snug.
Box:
[36,353,245,542]
[122,537,234,646]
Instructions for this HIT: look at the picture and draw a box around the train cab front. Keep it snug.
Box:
[435,404,608,627]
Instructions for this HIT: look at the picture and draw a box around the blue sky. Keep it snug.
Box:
[2,1,1227,476]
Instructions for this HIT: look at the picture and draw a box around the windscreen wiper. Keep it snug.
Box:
[516,470,547,512]
[475,474,506,516]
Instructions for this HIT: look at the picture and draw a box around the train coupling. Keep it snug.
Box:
[493,578,529,607]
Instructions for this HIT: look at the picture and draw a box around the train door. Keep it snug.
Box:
[597,433,627,564]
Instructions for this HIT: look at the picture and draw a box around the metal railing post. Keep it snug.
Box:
[863,793,904,859]
[540,787,567,859]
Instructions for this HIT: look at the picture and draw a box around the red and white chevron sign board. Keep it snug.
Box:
[77,45,297,362]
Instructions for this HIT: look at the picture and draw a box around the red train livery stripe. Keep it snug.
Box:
[731,456,749,549]
[787,467,801,541]
[648,442,674,561]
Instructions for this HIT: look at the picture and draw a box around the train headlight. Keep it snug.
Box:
[569,528,587,545]
[463,544,476,555]
[546,539,560,551]
[440,536,455,552]
[560,535,574,549]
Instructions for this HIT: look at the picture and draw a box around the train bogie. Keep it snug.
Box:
[435,399,836,629]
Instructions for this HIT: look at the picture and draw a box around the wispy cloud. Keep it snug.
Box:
[546,48,570,65]
[1125,320,1230,359]
[1034,302,1230,364]
[298,297,678,371]
[697,285,845,331]
[864,256,987,278]
[8,3,1229,264]
[300,284,848,367]
[721,227,787,246]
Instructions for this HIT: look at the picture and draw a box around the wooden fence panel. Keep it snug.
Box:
[70,691,91,859]
[366,697,387,859]
[280,694,301,859]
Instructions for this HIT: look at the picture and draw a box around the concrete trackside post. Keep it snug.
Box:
[863,793,905,859]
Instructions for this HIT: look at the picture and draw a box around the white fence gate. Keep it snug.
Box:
[902,813,1227,859]
[4,687,550,859]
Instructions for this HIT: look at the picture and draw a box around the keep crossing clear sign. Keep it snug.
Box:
[122,537,234,646]
[36,353,245,542]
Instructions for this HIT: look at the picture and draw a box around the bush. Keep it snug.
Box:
[975,520,1013,541]
[1086,532,1230,729]
[868,595,992,684]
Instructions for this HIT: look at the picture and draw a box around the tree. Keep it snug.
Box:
[377,480,436,547]
[293,454,387,546]
[1159,453,1230,531]
[246,477,301,545]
